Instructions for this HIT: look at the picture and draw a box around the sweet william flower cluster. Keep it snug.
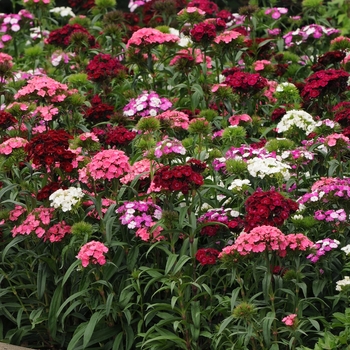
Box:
[49,187,84,212]
[76,241,109,268]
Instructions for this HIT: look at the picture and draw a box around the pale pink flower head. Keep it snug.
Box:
[76,241,109,268]
[228,114,252,126]
[126,28,179,49]
[213,30,243,44]
[253,60,271,71]
[324,133,350,148]
[282,314,297,327]
[0,52,13,67]
[178,6,206,16]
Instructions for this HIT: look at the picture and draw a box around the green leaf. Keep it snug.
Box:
[83,311,104,348]
[127,246,139,271]
[262,311,275,347]
[48,283,63,340]
[165,254,178,275]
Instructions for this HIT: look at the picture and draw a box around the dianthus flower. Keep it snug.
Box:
[116,200,162,230]
[152,164,204,195]
[247,157,291,181]
[37,181,63,201]
[84,95,115,123]
[0,137,28,155]
[333,101,350,136]
[282,314,297,327]
[135,223,164,242]
[123,91,172,118]
[126,27,179,49]
[101,125,136,147]
[76,241,109,268]
[49,6,76,17]
[187,0,218,15]
[120,159,155,185]
[213,29,242,44]
[198,208,244,237]
[314,209,347,222]
[190,22,217,45]
[170,48,212,69]
[128,0,152,12]
[151,137,186,159]
[49,187,84,212]
[307,238,340,263]
[14,76,74,103]
[45,222,71,242]
[196,248,220,266]
[324,133,350,149]
[154,110,190,130]
[11,206,55,238]
[81,149,130,182]
[33,104,59,122]
[336,276,350,292]
[24,129,75,172]
[86,53,128,82]
[244,189,299,232]
[264,7,288,19]
[50,50,75,66]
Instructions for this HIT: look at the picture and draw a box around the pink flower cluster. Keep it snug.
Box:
[155,110,190,130]
[11,206,54,238]
[253,60,271,71]
[152,137,186,159]
[116,200,162,230]
[79,149,130,182]
[219,226,314,258]
[76,241,109,268]
[120,159,155,185]
[228,114,252,126]
[128,0,152,12]
[45,222,71,242]
[0,137,28,155]
[135,223,164,242]
[123,91,172,118]
[33,104,59,122]
[126,28,179,49]
[170,48,212,69]
[307,238,340,263]
[14,76,74,103]
[264,7,288,19]
[282,314,297,327]
[314,209,347,222]
[84,198,116,219]
[324,133,350,148]
[0,53,13,67]
[283,24,340,47]
[213,30,242,44]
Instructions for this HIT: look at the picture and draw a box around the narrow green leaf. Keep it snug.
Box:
[83,311,104,348]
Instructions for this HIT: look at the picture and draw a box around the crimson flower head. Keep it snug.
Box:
[190,22,217,45]
[196,248,220,266]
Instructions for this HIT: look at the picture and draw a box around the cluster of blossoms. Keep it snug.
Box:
[33,104,59,122]
[123,91,172,118]
[0,137,28,155]
[307,238,340,263]
[24,129,76,172]
[152,164,204,194]
[45,222,71,243]
[280,148,314,167]
[188,0,218,15]
[49,7,76,17]
[14,76,74,103]
[49,187,84,212]
[244,189,299,232]
[11,206,54,238]
[0,110,16,129]
[86,53,127,82]
[152,138,186,159]
[126,27,179,49]
[190,22,217,44]
[314,209,347,222]
[76,241,109,268]
[198,208,244,237]
[276,109,318,136]
[195,248,220,266]
[154,110,190,130]
[100,125,136,147]
[213,30,243,46]
[170,48,212,70]
[120,159,159,185]
[79,149,130,182]
[0,10,34,49]
[219,225,314,258]
[324,133,350,150]
[264,7,288,19]
[335,276,350,292]
[227,179,251,192]
[282,314,297,327]
[37,181,62,201]
[301,69,350,102]
[128,0,152,12]
[298,177,350,205]
[333,101,350,136]
[50,50,75,67]
[84,95,115,123]
[247,156,291,181]
[283,24,340,47]
[46,23,97,49]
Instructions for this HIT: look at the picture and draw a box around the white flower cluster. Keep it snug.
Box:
[341,244,350,255]
[336,276,350,291]
[169,28,192,47]
[49,7,75,17]
[276,109,318,135]
[228,179,251,191]
[275,82,297,92]
[247,157,291,181]
[49,187,84,212]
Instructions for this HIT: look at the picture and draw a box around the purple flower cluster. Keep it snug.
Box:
[283,24,340,48]
[123,91,172,118]
[153,138,186,159]
[314,209,347,222]
[264,7,288,19]
[116,200,162,229]
[307,238,340,263]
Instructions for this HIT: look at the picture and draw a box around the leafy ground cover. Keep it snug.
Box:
[1,0,350,349]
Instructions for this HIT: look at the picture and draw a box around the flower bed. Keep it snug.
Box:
[1,0,350,349]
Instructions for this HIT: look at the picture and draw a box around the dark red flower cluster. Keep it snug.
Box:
[216,9,233,23]
[46,24,97,49]
[68,0,95,10]
[188,0,218,15]
[301,69,350,101]
[84,95,115,123]
[204,18,226,32]
[333,101,350,137]
[86,53,128,82]
[200,218,244,237]
[153,165,204,194]
[37,182,64,201]
[244,189,299,232]
[195,248,220,266]
[190,22,217,44]
[225,71,268,95]
[187,158,207,173]
[271,107,287,121]
[0,111,16,129]
[103,125,136,146]
[24,130,75,172]
[317,50,346,67]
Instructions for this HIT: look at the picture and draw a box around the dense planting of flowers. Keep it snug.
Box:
[1,0,350,349]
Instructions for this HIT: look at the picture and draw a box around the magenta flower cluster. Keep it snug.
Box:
[123,90,172,118]
[116,200,162,230]
[314,209,347,222]
[152,138,186,159]
[76,241,109,268]
[264,7,288,19]
[126,28,179,49]
[307,238,340,263]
